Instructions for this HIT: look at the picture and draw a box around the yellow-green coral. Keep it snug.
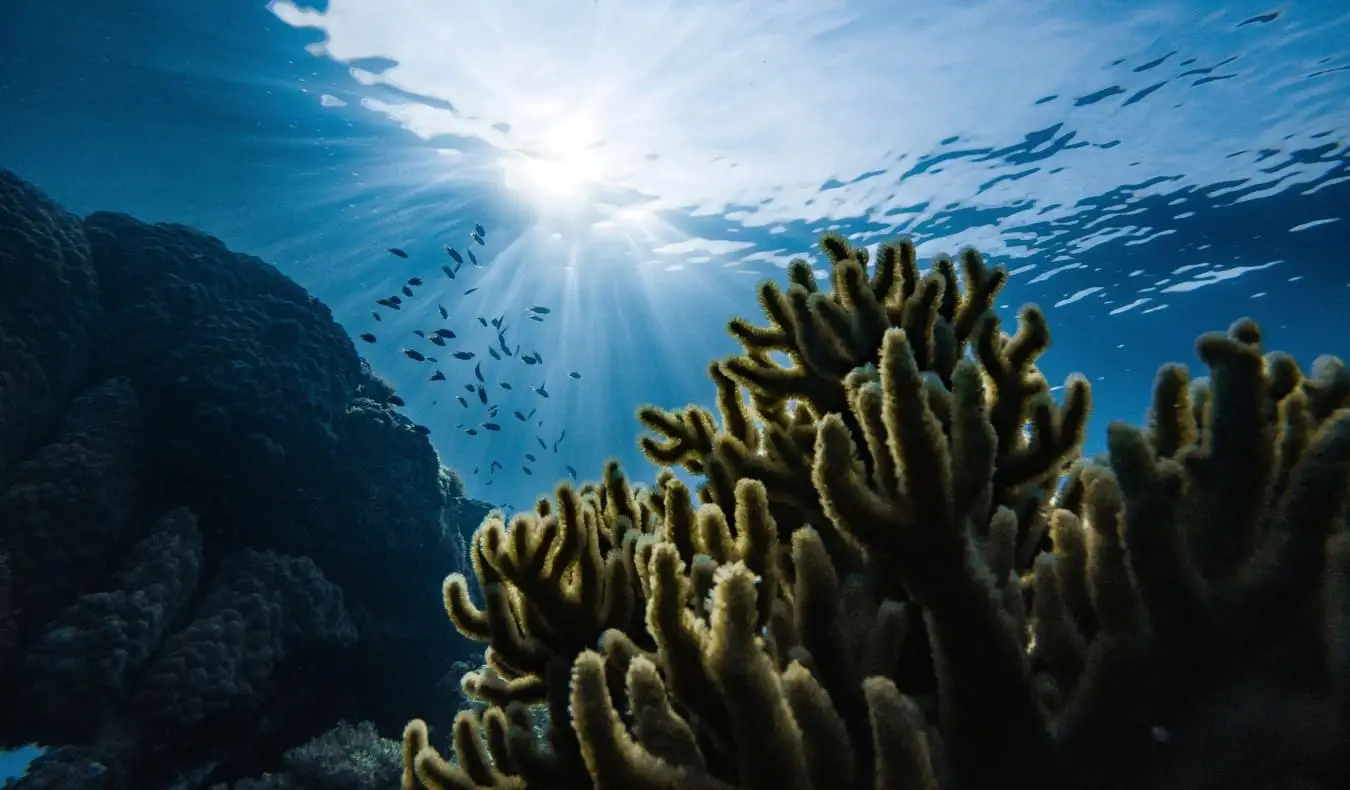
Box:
[403,233,1350,790]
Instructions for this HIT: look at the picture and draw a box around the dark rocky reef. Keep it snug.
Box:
[0,169,490,789]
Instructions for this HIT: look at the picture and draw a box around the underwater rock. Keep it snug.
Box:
[0,169,492,788]
[83,208,364,478]
[0,169,101,479]
[0,376,144,635]
[15,507,203,744]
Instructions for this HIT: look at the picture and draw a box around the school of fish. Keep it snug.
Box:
[363,224,581,489]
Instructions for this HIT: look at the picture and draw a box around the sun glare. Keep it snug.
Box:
[501,117,608,210]
[517,153,594,200]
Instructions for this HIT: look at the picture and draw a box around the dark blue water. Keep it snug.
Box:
[2,0,1346,520]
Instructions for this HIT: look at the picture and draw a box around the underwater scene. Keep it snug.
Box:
[1,0,1349,787]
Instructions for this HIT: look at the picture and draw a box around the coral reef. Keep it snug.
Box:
[220,721,403,790]
[15,722,402,790]
[0,169,491,788]
[0,169,100,479]
[405,235,1350,790]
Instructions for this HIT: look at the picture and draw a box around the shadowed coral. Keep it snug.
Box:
[132,548,358,730]
[228,721,403,790]
[0,169,101,478]
[0,169,498,787]
[15,507,204,743]
[405,234,1350,790]
[0,376,144,635]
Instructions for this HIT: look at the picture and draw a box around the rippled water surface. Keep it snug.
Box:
[2,0,1347,512]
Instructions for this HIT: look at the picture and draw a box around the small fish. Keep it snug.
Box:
[434,328,456,338]
[402,348,426,362]
[525,453,536,462]
[499,381,512,390]
[452,351,475,360]
[514,410,527,422]
[522,355,539,366]
[464,287,479,295]
[463,384,475,392]
[488,347,501,360]
[522,466,533,475]
[388,395,406,407]
[388,248,409,258]
[487,405,499,417]
[536,436,547,450]
[446,246,463,264]
[528,306,551,314]
[529,315,544,323]
[498,335,512,356]
[476,317,488,328]
[441,264,456,279]
[476,384,488,404]
[565,464,578,480]
[468,249,480,267]
[371,311,382,322]
[472,233,485,247]
[532,383,549,398]
[439,304,449,319]
[483,423,501,432]
[456,396,468,408]
[474,362,484,382]
[414,330,427,338]
[466,428,479,436]
[490,460,502,471]
[427,356,439,363]
[390,296,403,305]
[430,335,447,347]
[474,223,486,238]
[491,316,503,328]
[568,371,581,379]
[431,370,446,381]
[553,428,566,452]
[472,466,479,475]
[407,276,423,286]
[359,333,376,343]
[412,424,431,434]
[375,298,400,310]
[402,285,414,298]
[527,408,537,419]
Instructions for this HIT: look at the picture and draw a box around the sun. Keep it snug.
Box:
[501,118,607,209]
[517,152,594,200]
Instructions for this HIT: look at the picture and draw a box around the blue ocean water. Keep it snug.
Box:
[1,0,1347,784]
[3,0,1347,518]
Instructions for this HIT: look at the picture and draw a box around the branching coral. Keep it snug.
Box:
[404,234,1350,790]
